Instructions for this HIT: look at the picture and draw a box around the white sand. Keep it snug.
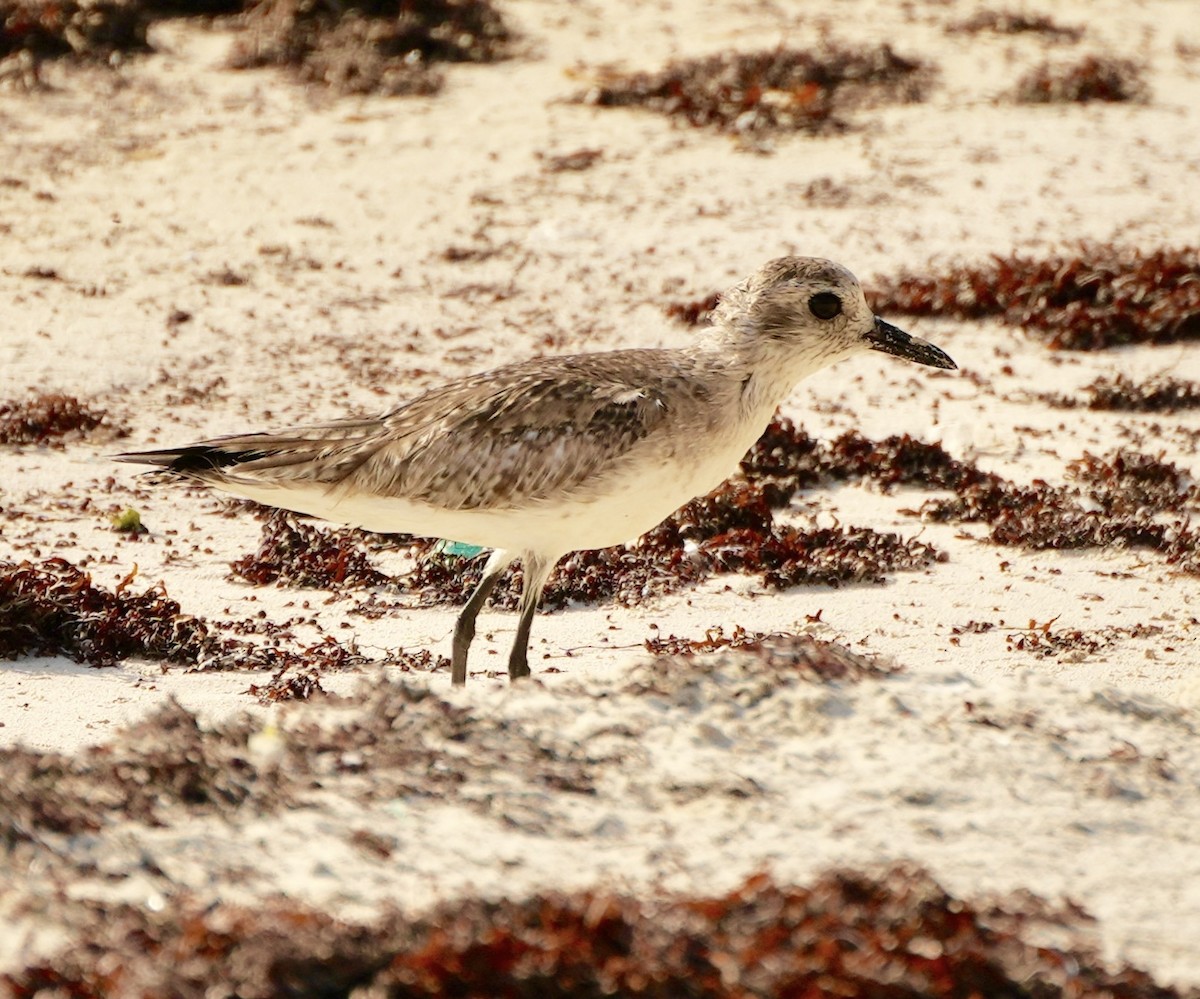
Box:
[2,0,1200,984]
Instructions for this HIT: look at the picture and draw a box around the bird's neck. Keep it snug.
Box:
[695,319,835,415]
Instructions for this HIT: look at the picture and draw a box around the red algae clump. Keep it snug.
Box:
[871,246,1200,350]
[1,865,1185,998]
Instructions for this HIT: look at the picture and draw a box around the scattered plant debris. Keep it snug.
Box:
[0,0,248,83]
[1006,621,1163,659]
[739,416,986,494]
[247,662,327,703]
[1,670,592,845]
[150,368,230,407]
[0,393,126,445]
[2,865,1184,998]
[667,478,939,590]
[947,10,1083,42]
[738,417,1200,574]
[348,827,396,859]
[1014,56,1148,103]
[1067,451,1194,517]
[699,517,940,589]
[0,0,149,68]
[538,147,603,172]
[280,676,601,801]
[440,242,506,263]
[799,175,856,206]
[919,449,1200,571]
[230,513,392,589]
[665,291,721,326]
[951,619,997,641]
[810,428,985,492]
[241,636,371,697]
[1040,373,1200,412]
[577,45,933,137]
[245,642,449,702]
[0,556,385,672]
[640,630,895,683]
[871,245,1200,350]
[206,264,249,286]
[0,558,230,666]
[644,623,776,656]
[229,0,513,96]
[0,699,280,843]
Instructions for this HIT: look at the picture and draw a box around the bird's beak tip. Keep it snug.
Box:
[866,317,957,371]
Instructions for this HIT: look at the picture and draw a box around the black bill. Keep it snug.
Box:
[865,317,957,370]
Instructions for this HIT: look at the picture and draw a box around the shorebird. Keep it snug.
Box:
[117,256,955,685]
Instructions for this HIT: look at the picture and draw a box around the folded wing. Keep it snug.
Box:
[117,350,703,512]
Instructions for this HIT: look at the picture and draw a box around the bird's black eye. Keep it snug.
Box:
[809,292,842,320]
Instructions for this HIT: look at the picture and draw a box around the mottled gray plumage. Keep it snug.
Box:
[117,256,956,685]
[137,351,724,511]
[344,351,715,510]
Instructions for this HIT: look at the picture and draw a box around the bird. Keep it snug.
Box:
[116,256,956,685]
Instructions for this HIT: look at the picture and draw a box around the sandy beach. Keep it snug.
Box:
[2,0,1200,992]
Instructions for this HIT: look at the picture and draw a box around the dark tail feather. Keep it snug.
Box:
[113,445,268,473]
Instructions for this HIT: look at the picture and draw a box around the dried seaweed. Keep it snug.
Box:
[1005,621,1163,660]
[245,642,449,703]
[739,416,986,494]
[740,418,1200,573]
[0,393,126,445]
[0,671,593,844]
[1040,374,1200,413]
[1067,451,1194,517]
[539,147,603,172]
[0,699,279,843]
[2,865,1185,998]
[0,557,389,673]
[700,519,939,589]
[947,10,1083,41]
[871,246,1200,350]
[0,0,149,65]
[229,0,513,96]
[919,449,1199,568]
[1015,56,1148,103]
[640,630,895,683]
[644,623,775,656]
[0,558,229,666]
[230,513,391,589]
[246,663,328,702]
[665,291,721,326]
[578,44,933,137]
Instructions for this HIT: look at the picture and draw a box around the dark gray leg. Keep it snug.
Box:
[508,553,557,681]
[451,550,511,686]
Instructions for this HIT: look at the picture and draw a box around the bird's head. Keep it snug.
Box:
[709,256,957,377]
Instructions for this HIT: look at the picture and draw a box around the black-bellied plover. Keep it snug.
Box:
[117,256,955,685]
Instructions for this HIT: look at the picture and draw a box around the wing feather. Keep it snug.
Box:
[117,349,708,510]
[347,351,696,509]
